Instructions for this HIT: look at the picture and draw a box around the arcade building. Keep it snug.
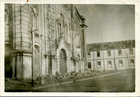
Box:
[87,40,135,71]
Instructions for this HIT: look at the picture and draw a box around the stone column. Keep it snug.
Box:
[78,60,81,71]
[76,61,79,72]
[41,55,46,84]
[71,59,74,72]
[52,55,56,75]
[42,55,47,76]
[82,60,85,71]
[11,54,16,78]
[67,57,71,73]
[45,55,48,75]
[56,57,60,73]
[46,55,49,75]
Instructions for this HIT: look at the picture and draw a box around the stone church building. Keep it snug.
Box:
[5,4,87,80]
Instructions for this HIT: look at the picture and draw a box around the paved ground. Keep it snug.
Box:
[31,70,135,92]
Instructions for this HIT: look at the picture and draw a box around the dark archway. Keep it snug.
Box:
[59,49,67,73]
[5,44,12,78]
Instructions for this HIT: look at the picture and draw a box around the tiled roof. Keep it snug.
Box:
[87,40,135,52]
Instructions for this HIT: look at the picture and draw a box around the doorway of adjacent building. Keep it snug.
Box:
[59,49,67,73]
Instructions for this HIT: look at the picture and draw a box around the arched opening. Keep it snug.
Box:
[33,44,40,78]
[5,44,12,78]
[64,24,68,41]
[58,23,61,39]
[59,49,67,73]
[60,13,64,26]
[30,6,38,30]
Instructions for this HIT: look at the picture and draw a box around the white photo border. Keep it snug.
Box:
[0,0,140,96]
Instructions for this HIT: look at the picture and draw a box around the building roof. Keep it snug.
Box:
[87,40,135,52]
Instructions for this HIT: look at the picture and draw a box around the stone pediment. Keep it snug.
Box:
[59,38,70,50]
[57,38,71,58]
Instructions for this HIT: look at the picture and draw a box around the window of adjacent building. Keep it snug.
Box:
[88,62,91,69]
[97,51,100,57]
[107,50,111,56]
[97,61,101,68]
[129,48,133,55]
[118,50,122,56]
[107,61,112,68]
[118,60,123,67]
[130,59,134,66]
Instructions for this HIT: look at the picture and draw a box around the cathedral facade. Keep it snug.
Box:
[5,4,87,80]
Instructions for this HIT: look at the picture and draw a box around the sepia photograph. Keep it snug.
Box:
[2,0,139,94]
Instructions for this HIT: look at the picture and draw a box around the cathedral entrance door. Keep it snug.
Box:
[59,49,67,73]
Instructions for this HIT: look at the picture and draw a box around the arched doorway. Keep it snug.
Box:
[33,45,41,78]
[5,44,12,78]
[59,49,67,73]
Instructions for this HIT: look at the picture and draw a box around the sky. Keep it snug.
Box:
[75,4,135,44]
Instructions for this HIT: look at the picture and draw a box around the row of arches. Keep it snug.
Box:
[34,44,81,74]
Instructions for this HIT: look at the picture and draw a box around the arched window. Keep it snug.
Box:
[30,11,34,27]
[64,24,68,41]
[5,8,9,41]
[58,23,61,39]
[60,13,64,37]
[55,20,58,40]
[30,6,38,30]
[68,18,71,43]
[60,13,64,26]
[34,45,40,54]
[5,8,9,20]
[77,54,80,58]
[77,34,80,46]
